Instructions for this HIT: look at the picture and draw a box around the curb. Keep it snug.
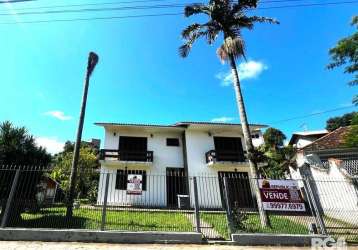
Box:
[0,228,203,244]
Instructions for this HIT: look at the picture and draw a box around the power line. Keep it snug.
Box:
[0,0,320,12]
[0,0,356,24]
[270,105,356,124]
[257,0,358,8]
[0,3,186,16]
[0,0,182,11]
[0,12,182,24]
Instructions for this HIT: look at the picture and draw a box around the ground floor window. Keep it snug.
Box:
[115,169,147,191]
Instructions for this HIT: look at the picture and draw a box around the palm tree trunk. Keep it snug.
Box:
[228,54,270,227]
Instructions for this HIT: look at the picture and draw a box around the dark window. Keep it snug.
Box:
[214,137,245,162]
[166,138,180,147]
[115,169,147,190]
[251,134,259,139]
[118,136,148,161]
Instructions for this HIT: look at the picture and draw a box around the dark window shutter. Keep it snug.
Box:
[166,138,180,146]
[115,170,127,190]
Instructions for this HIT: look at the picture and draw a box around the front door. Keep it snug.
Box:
[166,168,187,208]
[218,171,254,209]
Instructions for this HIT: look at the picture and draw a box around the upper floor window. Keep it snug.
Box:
[166,138,180,147]
[213,136,245,162]
[251,134,260,139]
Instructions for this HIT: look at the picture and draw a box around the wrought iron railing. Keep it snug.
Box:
[99,149,153,162]
[205,150,246,163]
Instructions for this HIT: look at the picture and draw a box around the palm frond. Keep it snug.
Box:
[353,95,358,105]
[180,0,278,62]
[203,20,221,44]
[232,0,258,12]
[248,16,280,25]
[181,23,202,39]
[179,43,192,58]
[217,36,246,62]
[184,3,210,17]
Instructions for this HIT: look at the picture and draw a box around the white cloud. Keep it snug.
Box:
[211,117,236,123]
[44,110,72,121]
[216,60,268,86]
[36,137,64,155]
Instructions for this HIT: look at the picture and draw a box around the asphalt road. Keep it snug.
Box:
[1,242,357,250]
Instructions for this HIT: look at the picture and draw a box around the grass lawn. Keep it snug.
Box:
[201,212,308,240]
[324,215,358,243]
[15,207,193,232]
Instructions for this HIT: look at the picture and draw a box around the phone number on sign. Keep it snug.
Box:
[263,202,306,211]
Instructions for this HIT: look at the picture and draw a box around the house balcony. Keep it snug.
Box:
[205,150,248,167]
[99,149,153,167]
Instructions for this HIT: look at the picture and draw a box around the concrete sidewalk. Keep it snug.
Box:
[1,242,357,250]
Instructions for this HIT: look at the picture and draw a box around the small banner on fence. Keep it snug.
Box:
[127,174,142,195]
[258,179,306,212]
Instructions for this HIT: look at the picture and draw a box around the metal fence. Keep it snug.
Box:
[0,166,357,242]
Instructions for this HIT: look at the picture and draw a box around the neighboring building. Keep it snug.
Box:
[290,126,358,224]
[288,130,328,149]
[295,126,358,167]
[36,176,60,204]
[95,121,266,208]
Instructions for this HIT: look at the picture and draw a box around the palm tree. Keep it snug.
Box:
[179,0,278,227]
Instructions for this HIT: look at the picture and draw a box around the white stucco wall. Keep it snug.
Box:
[185,130,252,208]
[291,154,358,225]
[296,138,315,149]
[97,125,263,208]
[309,160,358,225]
[98,128,184,206]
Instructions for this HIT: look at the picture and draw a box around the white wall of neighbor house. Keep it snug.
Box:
[295,138,316,149]
[308,159,358,225]
[290,155,358,225]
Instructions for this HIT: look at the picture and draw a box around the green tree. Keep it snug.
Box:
[0,121,51,225]
[179,0,278,227]
[351,113,358,125]
[51,144,99,201]
[257,128,295,178]
[344,125,358,147]
[326,112,357,131]
[343,113,358,147]
[0,121,51,165]
[327,16,358,105]
[263,127,286,149]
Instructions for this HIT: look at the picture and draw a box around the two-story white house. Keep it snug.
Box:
[96,121,266,209]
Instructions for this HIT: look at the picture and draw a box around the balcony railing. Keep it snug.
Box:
[100,149,154,162]
[205,150,246,164]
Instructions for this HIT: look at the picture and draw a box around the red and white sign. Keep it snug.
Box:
[258,179,306,212]
[127,174,142,195]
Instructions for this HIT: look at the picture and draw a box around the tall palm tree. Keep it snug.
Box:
[179,0,278,227]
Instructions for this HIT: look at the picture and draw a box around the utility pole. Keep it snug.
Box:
[66,52,99,218]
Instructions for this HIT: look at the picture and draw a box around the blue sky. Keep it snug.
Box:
[0,0,357,154]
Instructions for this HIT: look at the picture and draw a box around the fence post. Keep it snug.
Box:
[1,169,20,228]
[223,177,234,235]
[303,177,327,235]
[100,173,110,231]
[192,177,201,233]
